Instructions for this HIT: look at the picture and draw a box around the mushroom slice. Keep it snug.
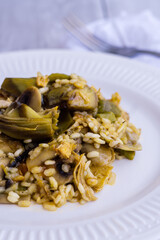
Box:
[26,146,56,170]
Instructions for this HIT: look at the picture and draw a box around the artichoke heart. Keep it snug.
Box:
[0,104,58,141]
[68,86,98,111]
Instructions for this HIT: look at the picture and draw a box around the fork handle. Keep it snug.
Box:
[132,49,160,57]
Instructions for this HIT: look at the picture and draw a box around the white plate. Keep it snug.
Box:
[0,50,160,240]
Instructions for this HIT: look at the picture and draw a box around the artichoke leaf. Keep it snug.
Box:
[90,165,113,192]
[48,73,70,82]
[1,77,37,97]
[6,104,42,118]
[73,154,96,201]
[116,149,135,160]
[0,105,59,141]
[115,143,142,151]
[56,108,74,135]
[0,120,53,140]
[98,99,121,117]
[17,86,41,112]
[44,85,72,107]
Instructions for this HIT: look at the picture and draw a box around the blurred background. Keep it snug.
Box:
[0,0,159,60]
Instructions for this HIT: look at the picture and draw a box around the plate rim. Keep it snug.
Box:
[0,49,160,240]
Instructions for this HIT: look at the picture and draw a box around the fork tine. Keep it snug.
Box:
[69,15,106,47]
[64,15,107,51]
[63,16,96,51]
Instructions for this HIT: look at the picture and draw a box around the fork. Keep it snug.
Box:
[64,15,160,57]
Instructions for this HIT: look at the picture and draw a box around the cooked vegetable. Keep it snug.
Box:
[0,104,58,141]
[81,143,114,166]
[0,194,9,203]
[6,103,41,118]
[116,143,142,151]
[91,165,113,192]
[1,77,37,97]
[57,109,74,135]
[96,112,116,122]
[17,87,41,112]
[26,146,56,170]
[73,154,96,201]
[116,149,135,160]
[48,73,70,82]
[98,99,121,117]
[68,86,98,110]
[45,85,72,107]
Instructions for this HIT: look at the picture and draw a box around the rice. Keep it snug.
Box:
[61,164,70,173]
[44,160,55,165]
[31,166,43,174]
[44,168,56,177]
[7,191,20,203]
[49,177,58,190]
[43,202,57,211]
[14,148,23,157]
[87,151,99,158]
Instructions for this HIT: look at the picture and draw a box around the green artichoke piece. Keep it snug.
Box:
[116,149,135,160]
[115,143,142,151]
[98,99,121,117]
[7,104,41,118]
[1,77,37,97]
[0,104,58,141]
[45,85,71,107]
[17,86,41,112]
[67,86,98,111]
[48,73,70,82]
[96,112,116,122]
[0,120,52,141]
[57,108,74,135]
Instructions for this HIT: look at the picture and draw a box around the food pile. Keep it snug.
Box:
[0,73,141,210]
